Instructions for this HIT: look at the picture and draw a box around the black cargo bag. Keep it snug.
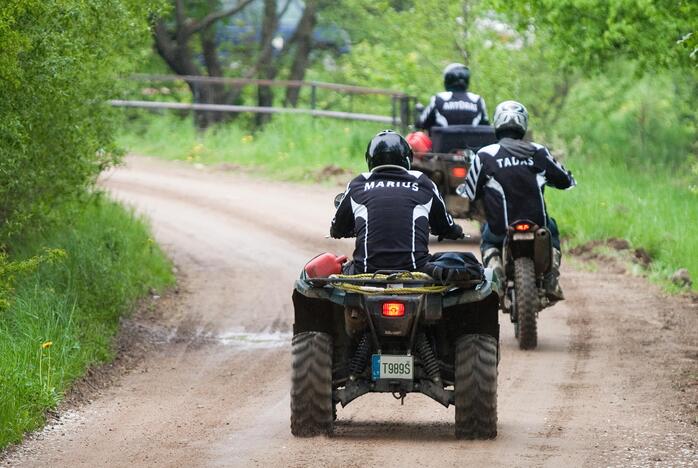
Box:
[422,252,484,286]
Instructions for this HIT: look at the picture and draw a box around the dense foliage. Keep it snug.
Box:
[0,1,174,449]
[0,0,154,240]
[0,198,173,449]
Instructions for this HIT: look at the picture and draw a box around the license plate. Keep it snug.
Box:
[371,354,413,380]
[513,232,535,240]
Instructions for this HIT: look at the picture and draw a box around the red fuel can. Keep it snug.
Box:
[304,253,348,278]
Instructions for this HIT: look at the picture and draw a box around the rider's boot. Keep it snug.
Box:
[482,247,504,283]
[544,248,565,302]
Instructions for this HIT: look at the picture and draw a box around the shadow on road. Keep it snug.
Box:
[331,420,460,442]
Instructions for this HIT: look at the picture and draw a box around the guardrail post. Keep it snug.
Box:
[399,95,411,134]
[391,96,397,129]
[310,84,317,110]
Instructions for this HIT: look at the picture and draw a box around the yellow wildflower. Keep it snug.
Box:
[41,341,53,349]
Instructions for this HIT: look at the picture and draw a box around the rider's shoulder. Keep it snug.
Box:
[352,172,374,184]
[436,91,453,101]
[477,143,501,158]
[529,142,552,155]
[466,91,482,102]
[407,169,427,180]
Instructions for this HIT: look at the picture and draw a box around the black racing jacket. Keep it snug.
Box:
[330,166,462,273]
[462,138,576,236]
[416,90,489,131]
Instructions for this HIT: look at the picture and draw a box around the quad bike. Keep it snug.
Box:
[290,253,501,439]
[406,125,497,220]
[500,219,554,350]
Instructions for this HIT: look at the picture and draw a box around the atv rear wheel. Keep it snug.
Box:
[454,334,498,439]
[290,332,333,437]
[514,257,538,350]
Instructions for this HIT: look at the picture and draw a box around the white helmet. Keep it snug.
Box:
[493,100,529,138]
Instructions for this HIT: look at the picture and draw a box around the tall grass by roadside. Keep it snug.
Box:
[547,158,698,291]
[0,196,173,449]
[117,113,382,180]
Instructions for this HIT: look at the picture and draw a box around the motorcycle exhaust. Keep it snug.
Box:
[534,228,552,274]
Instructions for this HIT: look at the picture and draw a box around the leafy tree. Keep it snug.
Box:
[0,0,155,241]
[152,0,330,128]
[490,0,698,69]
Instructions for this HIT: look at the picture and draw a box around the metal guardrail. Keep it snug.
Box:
[116,74,415,130]
[130,73,409,97]
[108,99,396,124]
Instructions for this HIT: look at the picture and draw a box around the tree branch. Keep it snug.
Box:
[185,0,256,37]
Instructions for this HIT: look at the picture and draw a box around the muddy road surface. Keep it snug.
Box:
[4,156,696,467]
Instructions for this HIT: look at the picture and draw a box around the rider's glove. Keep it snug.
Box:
[437,224,464,242]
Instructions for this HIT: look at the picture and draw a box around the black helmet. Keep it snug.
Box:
[365,130,413,170]
[443,63,470,92]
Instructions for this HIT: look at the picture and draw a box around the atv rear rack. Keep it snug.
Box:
[296,268,500,307]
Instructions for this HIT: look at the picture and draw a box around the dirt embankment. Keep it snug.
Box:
[2,156,696,467]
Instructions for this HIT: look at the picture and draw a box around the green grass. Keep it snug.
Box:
[117,113,383,181]
[547,157,698,291]
[0,195,174,449]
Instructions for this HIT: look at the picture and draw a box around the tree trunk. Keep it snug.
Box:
[255,0,280,126]
[284,0,318,107]
[152,0,255,130]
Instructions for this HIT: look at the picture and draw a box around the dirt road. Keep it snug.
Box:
[4,156,696,467]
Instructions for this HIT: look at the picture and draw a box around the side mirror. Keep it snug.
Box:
[455,183,468,198]
[333,193,345,208]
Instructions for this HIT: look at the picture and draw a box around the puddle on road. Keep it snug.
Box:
[214,331,291,349]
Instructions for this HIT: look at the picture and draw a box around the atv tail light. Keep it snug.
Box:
[450,167,467,179]
[514,223,531,232]
[382,302,405,317]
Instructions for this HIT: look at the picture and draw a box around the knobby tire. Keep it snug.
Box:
[514,257,538,350]
[454,334,498,439]
[290,332,333,437]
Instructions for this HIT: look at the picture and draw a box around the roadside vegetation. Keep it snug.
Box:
[117,0,697,292]
[119,113,375,180]
[0,199,173,448]
[0,1,173,450]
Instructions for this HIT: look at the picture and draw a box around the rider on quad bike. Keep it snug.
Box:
[415,63,490,133]
[461,100,576,302]
[331,130,464,273]
[291,130,501,439]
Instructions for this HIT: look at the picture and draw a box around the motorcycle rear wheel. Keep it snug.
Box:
[514,257,538,350]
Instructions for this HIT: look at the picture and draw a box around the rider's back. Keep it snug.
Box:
[467,139,574,235]
[331,166,457,273]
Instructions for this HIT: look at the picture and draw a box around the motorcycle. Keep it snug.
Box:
[499,220,553,349]
[290,197,502,439]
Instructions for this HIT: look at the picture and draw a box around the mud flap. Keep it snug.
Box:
[292,290,338,335]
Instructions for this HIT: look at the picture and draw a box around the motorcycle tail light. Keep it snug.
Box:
[450,167,467,179]
[514,223,531,232]
[382,302,405,317]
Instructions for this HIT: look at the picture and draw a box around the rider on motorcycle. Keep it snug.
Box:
[416,63,490,133]
[461,101,576,301]
[331,130,464,273]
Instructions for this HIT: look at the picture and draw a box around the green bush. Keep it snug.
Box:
[0,196,173,448]
[0,0,154,240]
